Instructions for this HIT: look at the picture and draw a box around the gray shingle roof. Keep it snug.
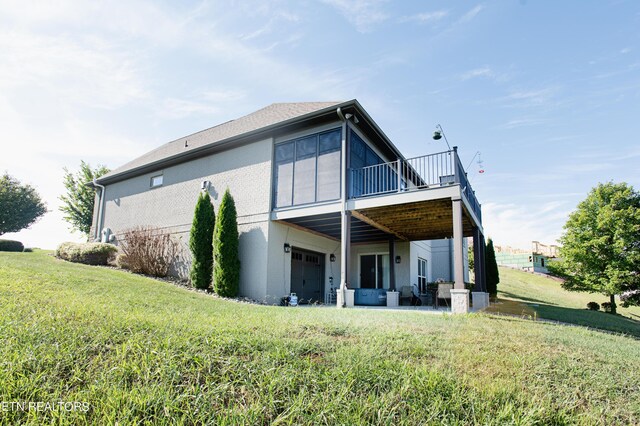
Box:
[100,101,345,181]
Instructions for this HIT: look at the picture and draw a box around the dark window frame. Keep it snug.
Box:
[150,174,163,188]
[273,127,342,209]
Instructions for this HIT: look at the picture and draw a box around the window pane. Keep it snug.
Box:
[151,175,163,187]
[293,156,316,204]
[366,146,382,166]
[275,162,293,207]
[378,254,390,289]
[319,129,341,154]
[296,136,317,160]
[350,131,365,167]
[317,150,340,201]
[275,142,294,162]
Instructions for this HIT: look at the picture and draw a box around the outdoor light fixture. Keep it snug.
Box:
[433,124,452,150]
[284,243,291,253]
[330,253,336,262]
[395,256,401,264]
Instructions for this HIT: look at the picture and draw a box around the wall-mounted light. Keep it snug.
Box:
[395,256,401,264]
[330,253,336,262]
[284,243,291,253]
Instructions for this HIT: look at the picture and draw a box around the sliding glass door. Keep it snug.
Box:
[360,254,390,289]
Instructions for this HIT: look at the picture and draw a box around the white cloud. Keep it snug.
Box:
[507,88,556,104]
[460,66,494,80]
[459,4,485,24]
[321,0,389,33]
[481,200,570,250]
[399,10,448,24]
[0,31,149,109]
[497,117,549,129]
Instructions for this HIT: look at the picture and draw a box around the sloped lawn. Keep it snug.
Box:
[495,267,640,338]
[1,251,639,424]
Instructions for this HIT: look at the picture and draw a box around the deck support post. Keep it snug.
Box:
[471,227,489,310]
[338,210,352,307]
[338,114,352,307]
[452,197,465,290]
[473,227,487,292]
[451,196,469,313]
[389,237,396,291]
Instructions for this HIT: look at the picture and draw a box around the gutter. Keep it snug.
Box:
[92,179,106,241]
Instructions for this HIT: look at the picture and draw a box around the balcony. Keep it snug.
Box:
[349,148,481,223]
[273,147,482,244]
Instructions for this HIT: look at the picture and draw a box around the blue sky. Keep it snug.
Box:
[1,0,639,249]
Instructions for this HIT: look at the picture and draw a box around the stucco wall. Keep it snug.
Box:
[97,137,273,300]
[266,221,342,304]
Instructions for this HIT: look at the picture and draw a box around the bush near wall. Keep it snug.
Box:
[0,239,25,252]
[55,242,117,265]
[118,226,179,277]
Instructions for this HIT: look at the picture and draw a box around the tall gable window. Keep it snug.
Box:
[274,128,341,208]
[350,129,391,197]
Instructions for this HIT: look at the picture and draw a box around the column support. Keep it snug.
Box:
[479,232,487,293]
[473,227,483,292]
[388,237,396,291]
[452,197,465,290]
[338,113,352,307]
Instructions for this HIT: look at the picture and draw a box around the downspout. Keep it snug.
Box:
[337,107,348,307]
[92,179,105,242]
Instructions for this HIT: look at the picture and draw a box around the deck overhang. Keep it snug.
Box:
[271,185,482,243]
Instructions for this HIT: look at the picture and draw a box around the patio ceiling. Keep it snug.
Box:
[280,198,476,243]
[353,199,476,241]
[282,212,391,244]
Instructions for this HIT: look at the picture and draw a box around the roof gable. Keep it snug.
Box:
[99,101,345,182]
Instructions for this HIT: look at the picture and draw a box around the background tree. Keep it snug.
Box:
[0,173,47,235]
[213,189,240,297]
[485,238,500,297]
[551,182,640,314]
[189,192,215,289]
[59,161,110,238]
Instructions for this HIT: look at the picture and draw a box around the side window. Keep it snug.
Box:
[150,174,163,188]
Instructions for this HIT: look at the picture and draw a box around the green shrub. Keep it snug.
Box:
[601,302,613,313]
[213,189,240,297]
[485,238,500,297]
[586,301,600,311]
[22,247,33,253]
[189,192,215,289]
[55,242,117,265]
[0,239,24,252]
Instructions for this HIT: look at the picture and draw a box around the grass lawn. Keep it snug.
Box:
[1,251,639,424]
[491,267,640,338]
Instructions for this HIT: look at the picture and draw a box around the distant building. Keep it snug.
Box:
[494,241,559,273]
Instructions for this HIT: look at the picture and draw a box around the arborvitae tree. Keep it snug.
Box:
[189,192,215,289]
[213,189,240,297]
[485,238,500,297]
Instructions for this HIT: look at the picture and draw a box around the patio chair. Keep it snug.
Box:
[436,283,453,308]
[399,286,413,305]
